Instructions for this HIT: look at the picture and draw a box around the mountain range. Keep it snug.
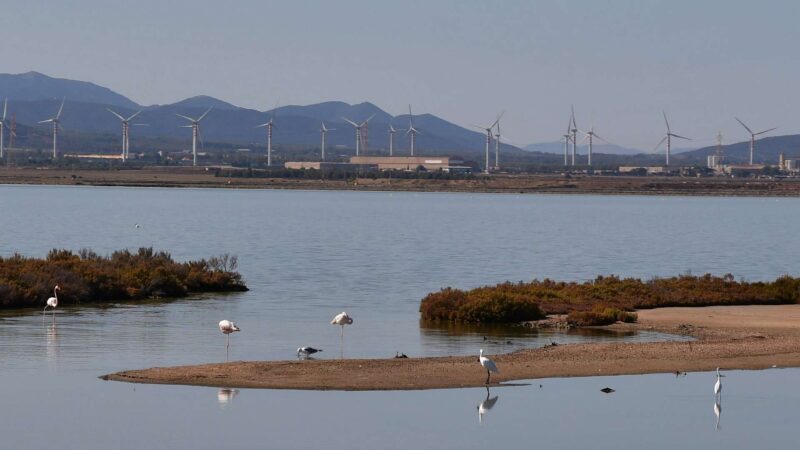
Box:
[0,72,523,159]
[1,71,798,165]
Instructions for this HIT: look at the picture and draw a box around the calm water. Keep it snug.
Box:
[1,185,798,449]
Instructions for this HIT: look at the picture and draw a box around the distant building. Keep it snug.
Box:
[707,155,726,172]
[284,161,376,171]
[618,166,680,175]
[349,156,468,172]
[784,159,800,172]
[723,164,765,175]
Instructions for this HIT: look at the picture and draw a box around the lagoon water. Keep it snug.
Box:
[1,185,798,449]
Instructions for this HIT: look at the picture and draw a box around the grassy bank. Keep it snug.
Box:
[0,248,248,309]
[419,274,800,325]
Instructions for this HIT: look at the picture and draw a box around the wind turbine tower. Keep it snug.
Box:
[570,107,578,166]
[176,107,212,166]
[473,112,503,174]
[406,105,421,156]
[38,98,65,159]
[320,121,335,160]
[256,113,276,166]
[107,108,142,162]
[580,123,609,167]
[342,114,375,156]
[735,117,776,165]
[654,112,690,166]
[0,99,7,158]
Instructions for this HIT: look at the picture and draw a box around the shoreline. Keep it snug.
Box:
[101,305,800,391]
[3,168,800,197]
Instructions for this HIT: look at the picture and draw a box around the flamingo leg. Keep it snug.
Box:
[226,334,230,361]
[486,370,491,385]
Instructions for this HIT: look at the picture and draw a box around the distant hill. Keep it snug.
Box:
[524,141,699,156]
[0,72,526,159]
[682,134,800,164]
[0,71,140,109]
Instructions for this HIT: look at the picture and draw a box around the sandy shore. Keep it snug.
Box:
[102,305,800,391]
[3,167,800,196]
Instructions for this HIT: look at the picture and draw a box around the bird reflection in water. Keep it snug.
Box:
[45,320,59,363]
[714,400,722,430]
[477,387,499,424]
[217,388,239,408]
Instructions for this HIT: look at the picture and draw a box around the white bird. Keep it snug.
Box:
[331,312,353,338]
[43,285,60,316]
[477,387,499,424]
[479,349,499,385]
[297,346,322,358]
[714,367,724,398]
[219,320,240,360]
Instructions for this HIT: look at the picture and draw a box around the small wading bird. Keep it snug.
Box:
[714,367,724,399]
[43,285,60,316]
[479,349,499,385]
[218,320,240,360]
[297,346,322,358]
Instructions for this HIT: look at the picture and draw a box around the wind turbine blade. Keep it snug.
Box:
[662,111,670,133]
[754,127,777,136]
[197,107,212,122]
[2,98,6,121]
[56,98,65,119]
[106,108,125,121]
[490,110,505,129]
[653,136,667,152]
[570,105,576,129]
[254,122,269,128]
[469,123,486,130]
[176,113,195,122]
[670,133,691,140]
[363,113,376,124]
[735,117,753,134]
[38,119,54,124]
[127,110,143,121]
[593,133,613,145]
[341,117,359,127]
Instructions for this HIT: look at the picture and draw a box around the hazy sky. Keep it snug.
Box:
[1,0,798,149]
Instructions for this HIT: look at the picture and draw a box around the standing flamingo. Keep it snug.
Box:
[479,349,499,385]
[43,285,60,316]
[331,312,353,357]
[219,320,240,361]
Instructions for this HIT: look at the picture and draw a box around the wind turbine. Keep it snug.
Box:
[580,123,611,167]
[735,117,776,165]
[176,107,212,166]
[38,98,65,159]
[388,124,399,156]
[256,110,279,166]
[654,112,690,166]
[320,121,335,160]
[341,114,374,156]
[562,117,572,166]
[0,99,7,158]
[406,105,421,156]
[107,108,142,162]
[570,106,578,166]
[493,115,505,170]
[472,112,503,174]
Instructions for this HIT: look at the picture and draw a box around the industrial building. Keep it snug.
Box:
[348,156,470,172]
[284,161,376,171]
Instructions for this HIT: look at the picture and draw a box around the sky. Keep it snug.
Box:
[1,0,798,150]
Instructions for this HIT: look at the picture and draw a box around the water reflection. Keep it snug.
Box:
[477,387,499,424]
[217,388,239,407]
[714,400,722,430]
[45,321,58,364]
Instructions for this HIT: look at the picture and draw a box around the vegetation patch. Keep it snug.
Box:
[420,274,800,324]
[0,248,248,309]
